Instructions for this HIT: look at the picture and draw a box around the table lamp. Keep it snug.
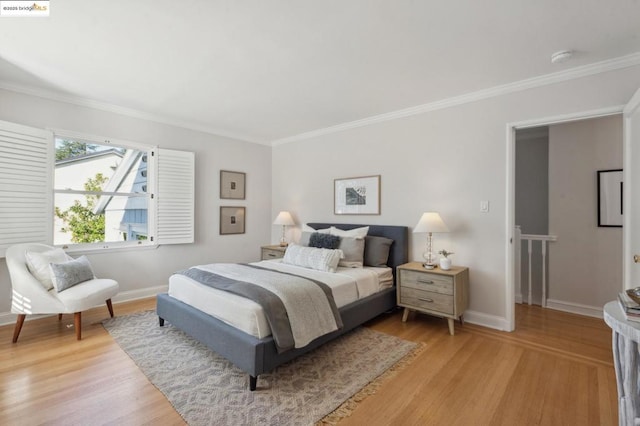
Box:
[413,212,449,269]
[273,211,295,246]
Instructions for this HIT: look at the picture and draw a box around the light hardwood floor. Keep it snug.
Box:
[0,299,618,425]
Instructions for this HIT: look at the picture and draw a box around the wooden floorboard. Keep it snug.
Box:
[0,299,618,425]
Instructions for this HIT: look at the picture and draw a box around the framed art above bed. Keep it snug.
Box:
[334,175,380,215]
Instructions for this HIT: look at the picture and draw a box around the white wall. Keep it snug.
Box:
[0,89,272,316]
[548,115,623,312]
[272,65,640,329]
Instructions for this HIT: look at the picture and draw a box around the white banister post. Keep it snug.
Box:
[541,240,547,308]
[527,239,533,305]
[518,233,557,307]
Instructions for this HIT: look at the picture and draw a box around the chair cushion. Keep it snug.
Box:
[50,256,95,292]
[55,278,119,313]
[25,248,70,290]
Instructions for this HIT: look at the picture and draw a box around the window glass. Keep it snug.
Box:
[53,137,151,246]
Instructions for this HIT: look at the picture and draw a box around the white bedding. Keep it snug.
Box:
[168,259,393,339]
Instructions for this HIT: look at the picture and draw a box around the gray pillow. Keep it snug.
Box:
[338,236,365,268]
[309,233,342,249]
[50,255,95,292]
[299,231,312,246]
[364,236,394,267]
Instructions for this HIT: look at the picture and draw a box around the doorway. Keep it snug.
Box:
[505,106,624,331]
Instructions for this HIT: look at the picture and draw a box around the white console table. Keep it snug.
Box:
[604,301,640,426]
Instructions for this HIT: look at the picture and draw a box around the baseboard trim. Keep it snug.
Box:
[0,285,167,327]
[464,310,510,331]
[111,285,167,304]
[545,299,604,319]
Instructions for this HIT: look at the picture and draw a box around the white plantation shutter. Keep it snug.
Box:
[156,148,195,244]
[0,120,53,256]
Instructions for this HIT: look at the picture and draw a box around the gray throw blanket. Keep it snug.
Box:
[176,263,343,353]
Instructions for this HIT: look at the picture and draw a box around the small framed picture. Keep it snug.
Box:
[334,175,381,215]
[597,169,623,227]
[220,206,246,234]
[220,170,246,200]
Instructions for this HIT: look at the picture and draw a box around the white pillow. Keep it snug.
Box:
[302,224,331,234]
[330,226,369,239]
[25,248,71,290]
[282,244,343,273]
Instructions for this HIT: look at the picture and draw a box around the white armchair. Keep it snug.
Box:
[6,243,119,342]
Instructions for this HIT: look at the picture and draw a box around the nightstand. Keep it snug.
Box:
[396,262,469,335]
[261,245,287,260]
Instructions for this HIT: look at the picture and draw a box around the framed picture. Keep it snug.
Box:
[334,175,381,215]
[597,169,623,227]
[220,206,246,234]
[220,170,246,200]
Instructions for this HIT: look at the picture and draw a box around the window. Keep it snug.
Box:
[0,119,195,256]
[53,136,155,249]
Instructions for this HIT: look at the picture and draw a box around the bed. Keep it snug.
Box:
[156,223,408,390]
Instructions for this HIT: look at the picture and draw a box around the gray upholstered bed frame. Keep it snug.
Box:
[156,223,408,391]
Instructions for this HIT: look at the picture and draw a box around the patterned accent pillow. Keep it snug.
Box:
[309,233,341,249]
[282,244,343,273]
[50,255,95,292]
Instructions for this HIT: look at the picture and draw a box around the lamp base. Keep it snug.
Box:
[422,263,436,270]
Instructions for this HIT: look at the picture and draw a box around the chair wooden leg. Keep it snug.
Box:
[106,299,114,318]
[58,314,62,321]
[74,312,81,340]
[12,314,26,343]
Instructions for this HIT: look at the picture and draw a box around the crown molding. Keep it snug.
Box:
[2,52,639,147]
[0,80,268,146]
[271,52,640,146]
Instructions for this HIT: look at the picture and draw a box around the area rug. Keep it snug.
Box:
[103,310,421,425]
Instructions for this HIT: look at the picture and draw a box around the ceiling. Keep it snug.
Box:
[1,1,639,145]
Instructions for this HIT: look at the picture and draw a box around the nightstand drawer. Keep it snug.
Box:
[262,248,285,260]
[400,287,454,315]
[399,269,453,295]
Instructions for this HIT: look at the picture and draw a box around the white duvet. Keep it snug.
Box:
[168,259,392,339]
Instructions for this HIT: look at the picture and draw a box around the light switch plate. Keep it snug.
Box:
[480,200,489,213]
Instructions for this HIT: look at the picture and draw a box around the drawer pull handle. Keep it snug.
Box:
[418,279,435,284]
[418,297,434,303]
[268,254,276,257]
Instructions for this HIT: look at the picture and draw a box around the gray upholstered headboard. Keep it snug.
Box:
[306,223,409,272]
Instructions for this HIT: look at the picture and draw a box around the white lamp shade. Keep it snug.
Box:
[413,212,449,233]
[273,211,295,226]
